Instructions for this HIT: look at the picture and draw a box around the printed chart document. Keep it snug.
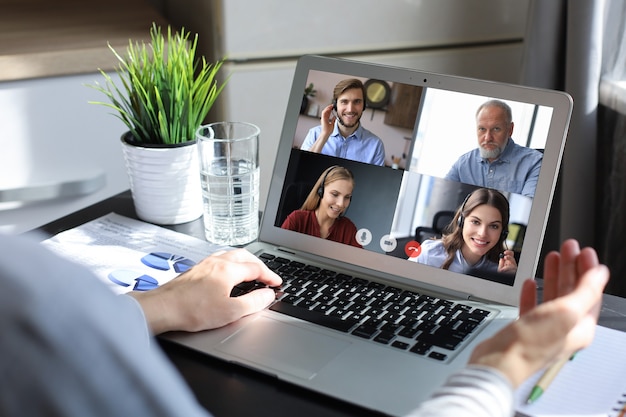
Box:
[515,325,626,417]
[43,213,229,294]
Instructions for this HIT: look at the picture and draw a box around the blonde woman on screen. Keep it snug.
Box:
[281,165,361,248]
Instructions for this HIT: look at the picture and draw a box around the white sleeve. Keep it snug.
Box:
[404,365,514,417]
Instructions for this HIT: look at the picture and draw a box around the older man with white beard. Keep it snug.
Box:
[445,99,543,197]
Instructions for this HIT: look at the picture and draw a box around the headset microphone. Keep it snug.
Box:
[317,166,339,199]
[499,240,510,259]
[457,193,472,229]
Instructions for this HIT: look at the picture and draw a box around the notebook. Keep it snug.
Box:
[164,55,573,416]
[515,325,626,417]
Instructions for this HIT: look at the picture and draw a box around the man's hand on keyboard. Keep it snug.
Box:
[128,249,282,334]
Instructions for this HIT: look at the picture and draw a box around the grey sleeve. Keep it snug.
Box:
[404,365,514,417]
[0,234,212,417]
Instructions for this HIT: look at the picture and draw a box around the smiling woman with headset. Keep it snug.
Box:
[280,166,362,248]
[412,188,517,276]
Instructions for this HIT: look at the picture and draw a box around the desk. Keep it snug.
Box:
[31,190,626,417]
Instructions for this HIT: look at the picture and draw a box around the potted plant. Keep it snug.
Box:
[88,23,227,225]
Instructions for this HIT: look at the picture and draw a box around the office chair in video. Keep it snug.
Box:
[414,210,455,243]
[276,182,313,226]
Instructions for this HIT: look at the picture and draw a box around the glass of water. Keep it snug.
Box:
[196,122,260,246]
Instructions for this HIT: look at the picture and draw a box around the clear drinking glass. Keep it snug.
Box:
[197,122,260,246]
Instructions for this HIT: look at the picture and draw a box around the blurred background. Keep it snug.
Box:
[2,0,625,297]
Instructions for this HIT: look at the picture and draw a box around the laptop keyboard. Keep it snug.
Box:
[232,252,492,362]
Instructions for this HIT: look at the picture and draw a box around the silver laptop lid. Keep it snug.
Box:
[260,55,572,306]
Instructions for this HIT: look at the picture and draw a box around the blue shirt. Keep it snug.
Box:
[412,239,498,275]
[301,122,386,166]
[445,139,542,197]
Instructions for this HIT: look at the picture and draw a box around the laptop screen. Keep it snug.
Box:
[260,55,571,307]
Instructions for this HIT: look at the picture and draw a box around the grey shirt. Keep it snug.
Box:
[0,233,210,417]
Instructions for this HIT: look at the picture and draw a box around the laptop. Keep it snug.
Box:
[165,55,572,416]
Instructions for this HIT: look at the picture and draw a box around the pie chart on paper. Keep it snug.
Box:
[107,270,159,291]
[107,252,197,291]
[140,252,196,273]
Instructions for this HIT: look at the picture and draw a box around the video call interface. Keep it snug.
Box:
[274,69,554,286]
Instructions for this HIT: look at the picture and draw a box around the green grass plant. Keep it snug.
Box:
[89,23,226,145]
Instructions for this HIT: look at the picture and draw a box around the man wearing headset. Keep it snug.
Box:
[301,78,386,166]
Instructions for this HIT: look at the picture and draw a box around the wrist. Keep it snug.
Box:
[128,287,179,335]
[468,328,530,388]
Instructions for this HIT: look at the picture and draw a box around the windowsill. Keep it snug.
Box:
[599,77,626,115]
[0,0,168,82]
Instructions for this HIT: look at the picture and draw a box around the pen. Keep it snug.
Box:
[526,354,574,404]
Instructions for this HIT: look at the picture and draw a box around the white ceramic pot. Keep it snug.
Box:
[121,133,203,225]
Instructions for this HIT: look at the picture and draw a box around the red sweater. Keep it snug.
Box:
[281,210,362,248]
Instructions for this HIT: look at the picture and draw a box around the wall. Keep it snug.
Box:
[161,1,530,209]
[0,73,130,234]
[597,103,626,297]
[0,0,167,233]
[0,0,531,234]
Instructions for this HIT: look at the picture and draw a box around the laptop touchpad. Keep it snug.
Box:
[217,316,351,380]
